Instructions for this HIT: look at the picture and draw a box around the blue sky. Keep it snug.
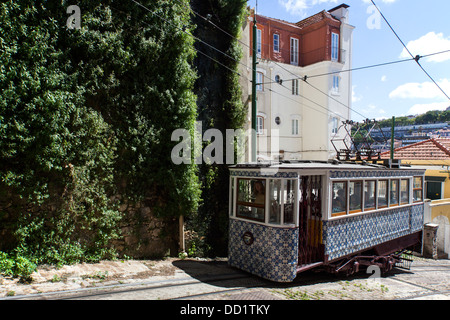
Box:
[249,0,450,121]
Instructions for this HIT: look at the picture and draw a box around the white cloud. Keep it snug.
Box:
[361,104,385,117]
[408,102,450,115]
[381,75,387,82]
[400,32,450,62]
[352,85,362,103]
[389,79,450,99]
[362,0,397,4]
[278,0,338,16]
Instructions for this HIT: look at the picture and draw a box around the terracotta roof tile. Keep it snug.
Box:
[295,10,339,28]
[380,138,450,160]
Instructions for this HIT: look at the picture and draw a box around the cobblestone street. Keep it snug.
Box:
[1,256,449,300]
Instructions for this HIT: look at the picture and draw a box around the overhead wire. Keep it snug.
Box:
[172,0,363,122]
[130,0,346,121]
[128,0,250,81]
[370,0,450,101]
[131,0,450,128]
[174,0,449,123]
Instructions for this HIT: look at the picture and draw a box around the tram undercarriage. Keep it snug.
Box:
[300,231,422,276]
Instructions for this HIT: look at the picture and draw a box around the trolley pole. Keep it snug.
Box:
[390,116,395,160]
[251,12,257,162]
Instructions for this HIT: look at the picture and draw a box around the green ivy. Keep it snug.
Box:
[0,0,200,273]
[189,0,248,256]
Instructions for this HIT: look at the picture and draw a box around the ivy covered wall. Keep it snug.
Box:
[0,0,200,269]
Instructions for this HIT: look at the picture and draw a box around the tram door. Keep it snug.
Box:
[298,176,324,266]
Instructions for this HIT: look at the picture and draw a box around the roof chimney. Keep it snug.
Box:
[328,3,350,23]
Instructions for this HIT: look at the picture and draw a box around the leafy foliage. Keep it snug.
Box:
[189,0,248,256]
[0,0,200,273]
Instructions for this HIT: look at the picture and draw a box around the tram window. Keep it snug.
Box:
[269,180,281,224]
[413,176,423,202]
[283,180,295,224]
[400,179,410,205]
[364,180,376,211]
[378,180,388,208]
[390,180,399,206]
[332,181,347,216]
[349,181,362,213]
[236,179,265,222]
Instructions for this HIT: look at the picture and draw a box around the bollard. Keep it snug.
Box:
[423,223,439,259]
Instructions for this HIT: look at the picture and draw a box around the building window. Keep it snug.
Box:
[332,75,340,93]
[290,38,299,65]
[256,72,263,91]
[332,32,339,62]
[331,117,339,134]
[292,79,299,95]
[273,34,280,53]
[292,119,299,135]
[257,116,264,135]
[413,176,423,202]
[257,29,262,57]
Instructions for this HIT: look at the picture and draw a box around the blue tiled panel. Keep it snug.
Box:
[228,219,298,282]
[323,204,424,261]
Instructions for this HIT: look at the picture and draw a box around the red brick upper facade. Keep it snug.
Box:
[250,9,343,67]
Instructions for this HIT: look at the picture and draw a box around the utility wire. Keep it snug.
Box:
[131,0,367,124]
[259,49,450,84]
[128,0,250,80]
[370,0,450,101]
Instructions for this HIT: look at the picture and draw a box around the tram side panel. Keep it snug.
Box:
[323,203,424,262]
[228,219,299,282]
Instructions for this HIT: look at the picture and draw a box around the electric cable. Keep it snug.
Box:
[370,0,450,101]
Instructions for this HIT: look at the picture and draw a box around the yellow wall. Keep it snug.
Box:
[429,199,450,222]
[401,160,450,199]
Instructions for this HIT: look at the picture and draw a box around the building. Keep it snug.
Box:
[240,4,354,162]
[381,138,450,200]
[381,138,450,258]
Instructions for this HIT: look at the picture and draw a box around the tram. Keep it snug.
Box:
[228,160,425,282]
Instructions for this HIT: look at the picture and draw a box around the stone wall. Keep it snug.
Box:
[0,188,179,259]
[113,196,179,259]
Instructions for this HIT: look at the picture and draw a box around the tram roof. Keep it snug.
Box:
[230,160,425,172]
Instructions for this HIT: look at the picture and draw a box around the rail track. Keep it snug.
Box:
[2,260,449,300]
[0,272,266,300]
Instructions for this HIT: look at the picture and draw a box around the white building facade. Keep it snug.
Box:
[241,4,354,162]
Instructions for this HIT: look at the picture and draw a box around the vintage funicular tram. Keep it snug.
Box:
[228,160,425,282]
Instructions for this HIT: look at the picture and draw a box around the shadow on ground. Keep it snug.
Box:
[171,258,412,290]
